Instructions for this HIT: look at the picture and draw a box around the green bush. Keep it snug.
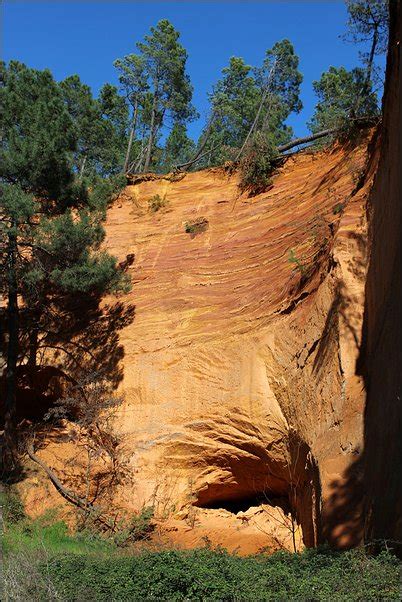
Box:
[45,546,400,601]
[239,133,278,196]
[0,488,26,524]
[2,498,400,601]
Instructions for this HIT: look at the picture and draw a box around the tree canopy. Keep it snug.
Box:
[194,39,303,168]
[308,65,379,133]
[308,0,388,137]
[114,19,197,173]
[0,61,129,472]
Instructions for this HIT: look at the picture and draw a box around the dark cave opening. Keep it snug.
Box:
[195,492,292,516]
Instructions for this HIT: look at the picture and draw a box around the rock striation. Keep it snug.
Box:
[97,135,373,549]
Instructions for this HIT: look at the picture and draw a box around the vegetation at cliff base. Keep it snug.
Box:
[4,543,402,601]
[2,490,400,602]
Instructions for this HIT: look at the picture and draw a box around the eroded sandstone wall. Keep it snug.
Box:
[97,135,374,548]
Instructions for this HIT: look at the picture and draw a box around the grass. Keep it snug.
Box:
[2,511,115,556]
[1,490,401,601]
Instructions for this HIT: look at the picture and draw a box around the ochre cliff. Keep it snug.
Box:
[13,2,401,555]
[106,139,374,550]
[21,130,378,553]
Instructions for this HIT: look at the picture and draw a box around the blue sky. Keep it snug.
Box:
[2,1,382,139]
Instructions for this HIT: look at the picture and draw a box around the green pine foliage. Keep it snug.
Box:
[114,19,197,173]
[59,76,129,180]
[255,38,303,144]
[308,1,388,141]
[344,1,389,79]
[239,133,279,195]
[205,57,261,164]
[161,122,196,172]
[308,66,380,135]
[0,61,131,470]
[0,61,77,200]
[199,39,302,167]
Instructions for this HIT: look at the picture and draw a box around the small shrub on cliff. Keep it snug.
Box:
[239,133,278,196]
[148,193,168,213]
[288,248,306,274]
[184,217,209,236]
[112,506,155,546]
[332,202,345,215]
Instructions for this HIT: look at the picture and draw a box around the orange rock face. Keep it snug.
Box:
[21,135,375,553]
[99,137,372,550]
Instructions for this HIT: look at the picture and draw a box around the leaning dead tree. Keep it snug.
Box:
[174,127,339,174]
[276,128,338,154]
[26,441,99,513]
[24,373,126,529]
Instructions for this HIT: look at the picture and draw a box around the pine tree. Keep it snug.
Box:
[0,62,129,472]
[343,0,389,90]
[196,40,302,168]
[113,54,148,172]
[59,76,128,180]
[98,83,130,176]
[160,122,196,172]
[206,57,260,164]
[255,39,303,145]
[308,65,379,134]
[136,19,197,172]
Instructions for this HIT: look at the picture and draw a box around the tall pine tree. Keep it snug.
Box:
[114,19,196,171]
[0,61,129,472]
[195,40,302,168]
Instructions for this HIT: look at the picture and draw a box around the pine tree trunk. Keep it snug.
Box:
[3,225,19,474]
[123,103,138,173]
[235,59,278,162]
[28,324,38,370]
[133,137,146,173]
[175,110,217,171]
[365,25,379,90]
[143,94,158,173]
[355,25,379,116]
[79,155,87,183]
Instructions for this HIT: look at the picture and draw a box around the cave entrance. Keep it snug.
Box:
[191,432,322,547]
[197,492,292,516]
